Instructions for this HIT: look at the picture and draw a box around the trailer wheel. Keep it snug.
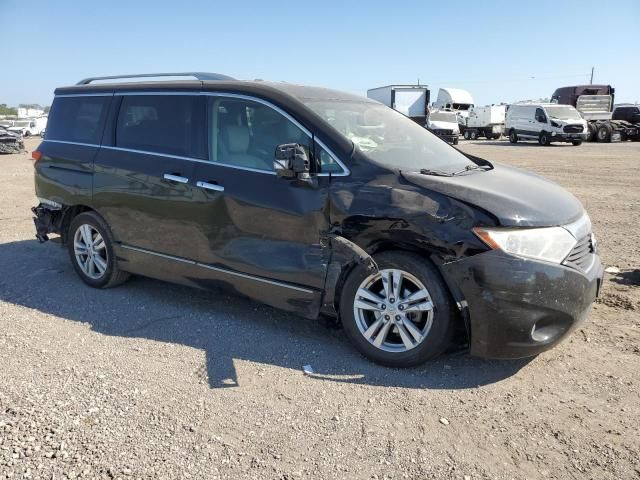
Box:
[587,123,597,142]
[463,131,471,140]
[509,130,518,143]
[470,131,477,140]
[596,124,612,142]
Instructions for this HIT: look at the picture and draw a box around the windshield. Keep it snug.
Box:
[545,106,582,121]
[303,100,474,173]
[452,103,472,110]
[429,111,458,122]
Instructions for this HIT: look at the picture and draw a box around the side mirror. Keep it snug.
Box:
[274,143,310,179]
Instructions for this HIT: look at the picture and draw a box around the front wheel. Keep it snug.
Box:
[539,132,551,146]
[67,211,130,288]
[509,130,518,143]
[340,252,455,367]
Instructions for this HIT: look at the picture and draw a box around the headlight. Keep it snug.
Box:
[473,227,577,263]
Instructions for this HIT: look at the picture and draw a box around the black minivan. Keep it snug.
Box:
[32,73,603,367]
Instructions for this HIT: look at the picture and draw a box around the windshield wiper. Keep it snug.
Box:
[451,164,492,176]
[419,168,454,177]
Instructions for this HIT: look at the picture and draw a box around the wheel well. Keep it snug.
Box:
[331,244,469,345]
[60,205,94,244]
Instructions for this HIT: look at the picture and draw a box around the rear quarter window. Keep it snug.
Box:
[46,96,111,144]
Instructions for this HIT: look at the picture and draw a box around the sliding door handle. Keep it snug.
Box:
[196,181,224,192]
[163,173,189,184]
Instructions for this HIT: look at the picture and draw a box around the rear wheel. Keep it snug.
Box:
[597,124,612,142]
[463,130,471,140]
[539,131,551,146]
[452,137,459,145]
[571,140,582,146]
[340,252,455,367]
[67,212,130,289]
[509,130,518,143]
[470,131,477,140]
[587,123,597,141]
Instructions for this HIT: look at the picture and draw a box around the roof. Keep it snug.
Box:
[437,88,474,105]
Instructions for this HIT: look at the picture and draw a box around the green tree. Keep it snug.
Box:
[0,104,18,116]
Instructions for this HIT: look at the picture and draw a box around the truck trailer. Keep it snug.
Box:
[366,85,430,124]
[550,85,639,142]
[461,105,506,140]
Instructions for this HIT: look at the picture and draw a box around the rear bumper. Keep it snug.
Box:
[440,250,603,359]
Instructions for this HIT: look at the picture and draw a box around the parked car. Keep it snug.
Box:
[506,103,588,146]
[31,72,603,367]
[0,126,24,154]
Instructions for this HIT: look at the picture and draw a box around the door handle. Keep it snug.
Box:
[163,173,189,184]
[196,181,224,192]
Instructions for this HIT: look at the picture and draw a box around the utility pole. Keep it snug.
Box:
[590,67,594,84]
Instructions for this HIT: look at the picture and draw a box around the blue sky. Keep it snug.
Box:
[1,0,638,107]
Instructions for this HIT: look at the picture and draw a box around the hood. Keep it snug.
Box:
[428,120,459,131]
[402,163,584,227]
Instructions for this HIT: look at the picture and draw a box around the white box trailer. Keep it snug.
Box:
[462,105,506,140]
[366,85,430,123]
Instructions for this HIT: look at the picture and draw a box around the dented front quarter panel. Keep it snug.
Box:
[322,150,493,316]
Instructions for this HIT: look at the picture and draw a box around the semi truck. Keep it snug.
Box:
[550,85,639,142]
[366,84,459,145]
[433,88,474,127]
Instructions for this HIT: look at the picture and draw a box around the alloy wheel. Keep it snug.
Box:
[73,224,108,280]
[353,268,435,353]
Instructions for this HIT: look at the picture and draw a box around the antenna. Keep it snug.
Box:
[590,67,594,85]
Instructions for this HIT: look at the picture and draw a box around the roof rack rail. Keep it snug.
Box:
[76,72,235,85]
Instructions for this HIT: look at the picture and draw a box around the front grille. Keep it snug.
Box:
[563,234,595,271]
[432,129,453,136]
[563,125,584,133]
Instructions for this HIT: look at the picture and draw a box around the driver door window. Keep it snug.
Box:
[208,98,309,172]
[535,108,547,123]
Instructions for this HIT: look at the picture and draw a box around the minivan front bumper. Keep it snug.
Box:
[440,250,603,359]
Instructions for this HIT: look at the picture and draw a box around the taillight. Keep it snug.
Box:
[31,150,42,166]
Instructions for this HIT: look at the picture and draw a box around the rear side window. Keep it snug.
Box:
[46,96,110,144]
[116,95,205,159]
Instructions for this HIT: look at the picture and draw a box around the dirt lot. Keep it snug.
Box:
[1,137,638,480]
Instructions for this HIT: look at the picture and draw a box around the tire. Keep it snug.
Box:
[463,130,471,140]
[571,140,582,146]
[539,132,551,146]
[619,131,627,142]
[587,123,597,142]
[470,131,477,140]
[452,137,459,145]
[67,211,130,289]
[493,133,501,140]
[339,251,455,367]
[596,124,612,142]
[509,130,518,143]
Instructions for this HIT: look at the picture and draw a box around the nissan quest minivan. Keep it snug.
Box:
[506,103,588,146]
[31,73,603,367]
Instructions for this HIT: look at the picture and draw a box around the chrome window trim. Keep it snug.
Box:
[43,139,101,148]
[46,90,351,177]
[121,244,315,294]
[54,93,115,98]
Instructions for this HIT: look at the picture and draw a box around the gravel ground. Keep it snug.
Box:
[1,138,638,480]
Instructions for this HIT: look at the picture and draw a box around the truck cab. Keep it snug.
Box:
[426,109,460,144]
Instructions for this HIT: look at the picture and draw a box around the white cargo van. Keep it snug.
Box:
[8,117,48,137]
[505,104,587,146]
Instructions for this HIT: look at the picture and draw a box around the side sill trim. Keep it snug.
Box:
[120,244,316,294]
